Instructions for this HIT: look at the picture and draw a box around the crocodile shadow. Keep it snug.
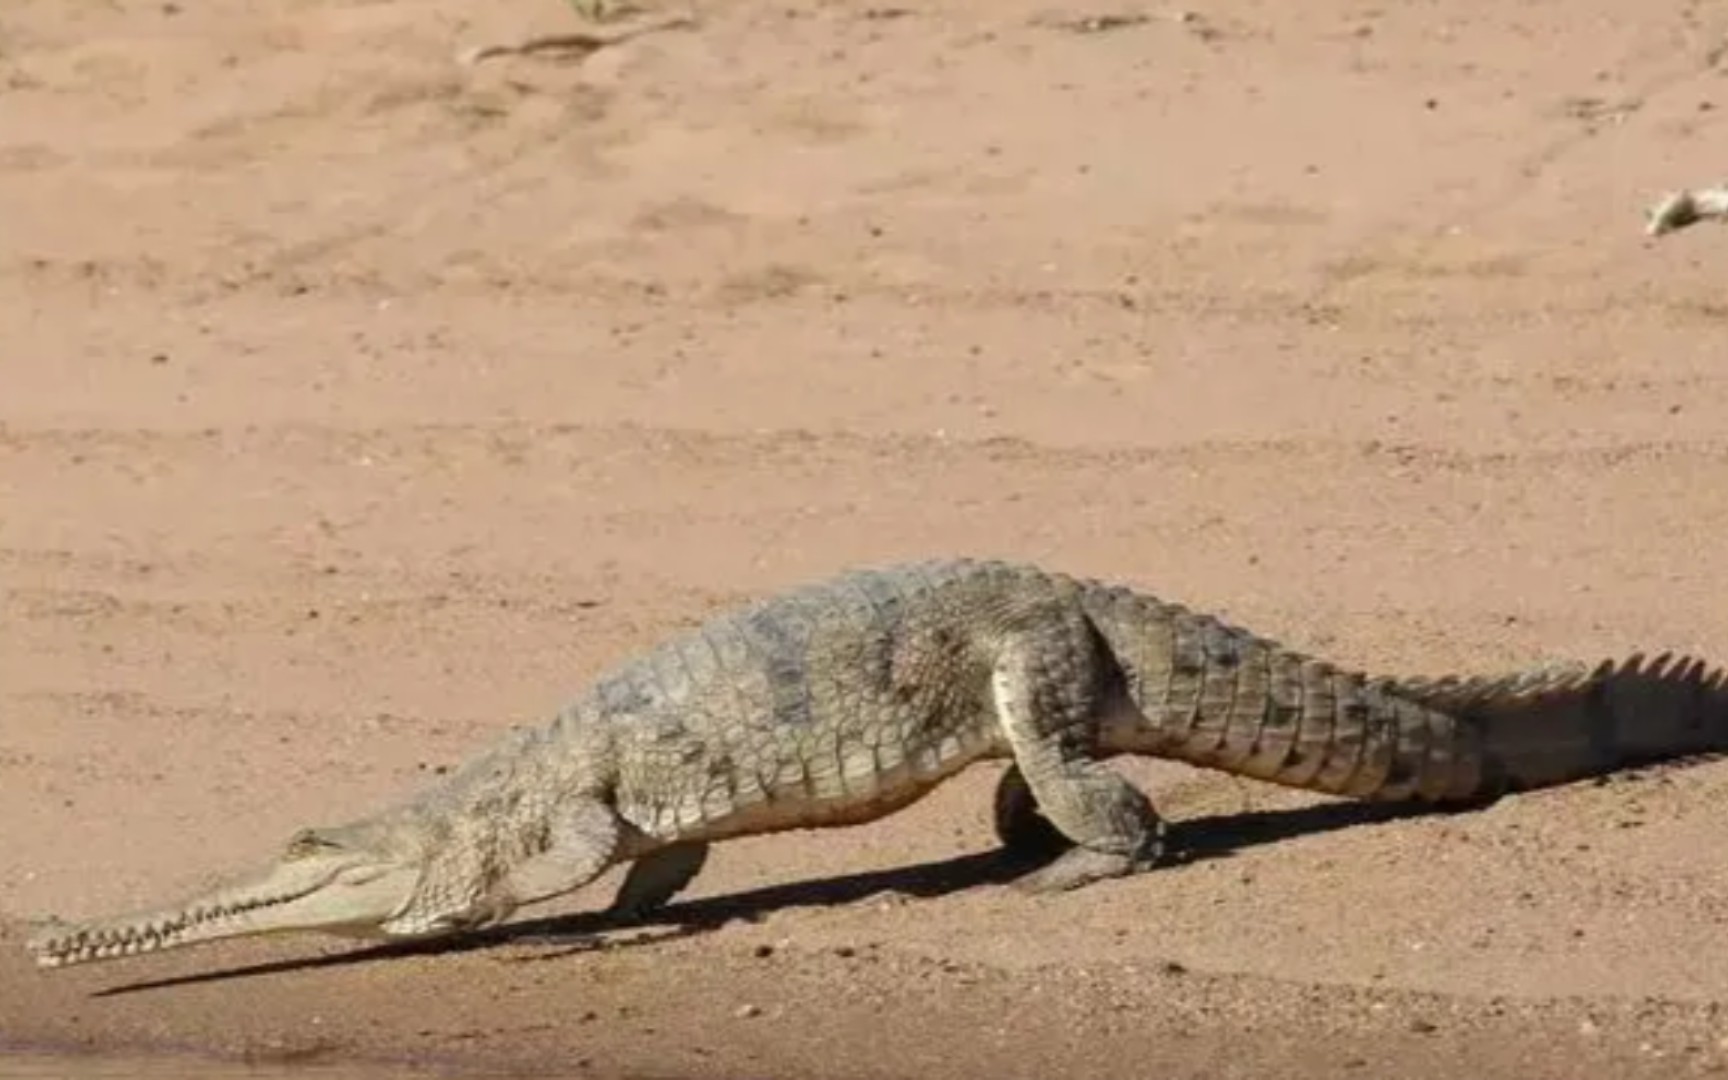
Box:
[93,795,1431,995]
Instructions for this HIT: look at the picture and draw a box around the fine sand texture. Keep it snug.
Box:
[5,1,1728,1077]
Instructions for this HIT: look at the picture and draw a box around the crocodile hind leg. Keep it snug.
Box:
[606,843,710,921]
[991,764,1071,864]
[991,640,1166,893]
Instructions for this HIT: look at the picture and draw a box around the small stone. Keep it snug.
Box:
[734,1003,762,1019]
[751,944,774,959]
[1579,1018,1600,1037]
[1409,1018,1438,1034]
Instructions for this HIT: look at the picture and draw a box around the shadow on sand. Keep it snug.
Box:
[91,795,1444,997]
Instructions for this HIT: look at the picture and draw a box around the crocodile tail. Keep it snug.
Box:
[1389,653,1728,795]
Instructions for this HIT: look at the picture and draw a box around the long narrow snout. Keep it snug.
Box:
[27,850,420,968]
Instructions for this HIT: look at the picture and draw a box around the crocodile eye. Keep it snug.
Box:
[285,829,342,858]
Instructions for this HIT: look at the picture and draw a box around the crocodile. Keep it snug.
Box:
[26,557,1728,968]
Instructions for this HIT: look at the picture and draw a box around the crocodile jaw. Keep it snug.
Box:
[26,851,423,969]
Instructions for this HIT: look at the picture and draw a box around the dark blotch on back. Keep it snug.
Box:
[743,604,817,728]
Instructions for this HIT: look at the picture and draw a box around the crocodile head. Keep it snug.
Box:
[26,819,446,969]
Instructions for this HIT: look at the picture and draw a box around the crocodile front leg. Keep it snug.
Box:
[607,843,711,920]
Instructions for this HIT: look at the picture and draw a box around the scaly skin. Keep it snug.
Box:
[27,559,1728,968]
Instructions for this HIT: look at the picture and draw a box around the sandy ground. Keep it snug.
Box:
[5,0,1728,1076]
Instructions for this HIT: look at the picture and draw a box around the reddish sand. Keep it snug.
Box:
[5,1,1728,1076]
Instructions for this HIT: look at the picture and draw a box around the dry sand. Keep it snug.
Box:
[5,1,1728,1076]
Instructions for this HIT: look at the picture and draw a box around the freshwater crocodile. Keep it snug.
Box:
[27,558,1728,968]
